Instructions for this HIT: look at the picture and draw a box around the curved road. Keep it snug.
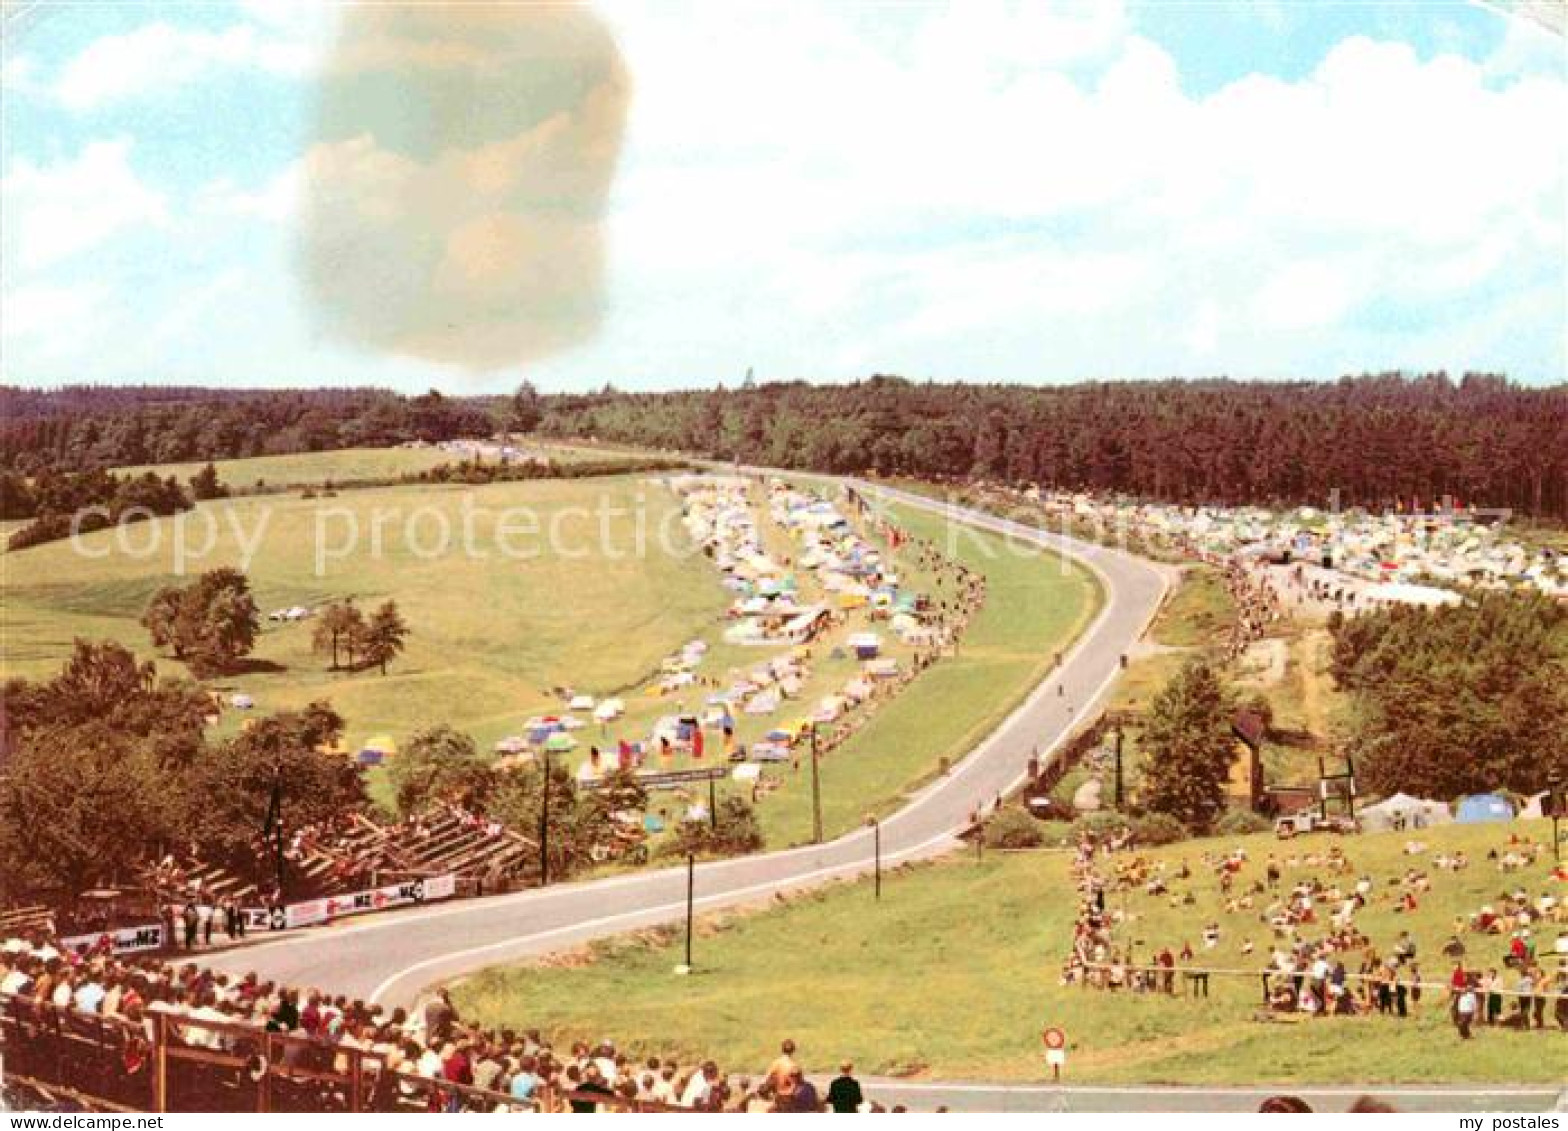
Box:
[207,480,1170,1008]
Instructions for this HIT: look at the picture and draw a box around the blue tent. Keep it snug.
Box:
[1455,793,1514,823]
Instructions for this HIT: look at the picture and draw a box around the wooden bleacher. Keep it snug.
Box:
[141,805,538,911]
[0,905,55,937]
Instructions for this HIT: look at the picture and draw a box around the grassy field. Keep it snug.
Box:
[1147,565,1235,650]
[115,442,624,491]
[116,447,460,489]
[454,818,1566,1085]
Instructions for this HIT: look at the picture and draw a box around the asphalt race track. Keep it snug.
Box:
[207,478,1169,1005]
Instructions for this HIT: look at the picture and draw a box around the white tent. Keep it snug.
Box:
[1360,792,1452,832]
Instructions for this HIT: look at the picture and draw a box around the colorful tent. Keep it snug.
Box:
[1456,793,1514,823]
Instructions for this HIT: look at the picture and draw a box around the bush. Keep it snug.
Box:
[983,807,1045,849]
[1132,812,1189,845]
[657,796,764,859]
[1215,808,1272,837]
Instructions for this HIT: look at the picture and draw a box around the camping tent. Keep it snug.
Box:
[847,632,881,659]
[357,735,396,766]
[1456,793,1515,824]
[1519,791,1551,819]
[1360,792,1452,832]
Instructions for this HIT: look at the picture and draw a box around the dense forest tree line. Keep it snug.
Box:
[6,373,1565,518]
[0,387,497,475]
[1328,594,1568,800]
[539,372,1568,520]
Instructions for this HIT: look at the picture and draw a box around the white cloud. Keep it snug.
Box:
[1,139,168,270]
[0,53,43,97]
[0,283,101,341]
[598,7,1565,381]
[196,162,302,224]
[2,2,1561,386]
[49,15,322,109]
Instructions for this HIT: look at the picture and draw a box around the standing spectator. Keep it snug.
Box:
[1455,979,1478,1040]
[424,987,457,1046]
[785,1068,821,1113]
[681,1061,718,1108]
[181,902,199,950]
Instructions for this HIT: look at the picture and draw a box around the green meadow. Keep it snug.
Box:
[0,474,726,767]
[115,441,628,492]
[456,818,1566,1085]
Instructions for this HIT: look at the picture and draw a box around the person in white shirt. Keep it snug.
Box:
[681,1061,717,1108]
[417,1043,445,1079]
[74,975,106,1014]
[1,962,34,997]
[592,1042,618,1086]
[650,1065,679,1106]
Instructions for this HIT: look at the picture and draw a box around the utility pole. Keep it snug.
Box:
[684,853,696,970]
[873,819,882,901]
[810,723,823,844]
[538,751,553,887]
[264,766,287,902]
[1113,726,1125,811]
[1550,770,1563,864]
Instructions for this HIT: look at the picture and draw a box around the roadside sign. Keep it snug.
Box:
[1042,1028,1067,1078]
[580,766,727,791]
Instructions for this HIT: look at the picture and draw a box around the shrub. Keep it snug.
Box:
[657,796,764,859]
[984,807,1045,849]
[1132,812,1189,845]
[1215,808,1272,837]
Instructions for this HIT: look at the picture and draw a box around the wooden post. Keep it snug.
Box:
[350,1045,364,1112]
[809,725,823,844]
[684,853,695,970]
[257,1032,272,1113]
[874,820,882,902]
[152,1011,168,1113]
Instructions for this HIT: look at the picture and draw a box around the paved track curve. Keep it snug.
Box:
[207,479,1170,1008]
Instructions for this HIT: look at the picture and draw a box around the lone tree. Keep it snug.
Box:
[189,462,229,501]
[1139,660,1237,834]
[312,600,364,670]
[357,600,409,675]
[390,725,495,816]
[509,380,544,435]
[142,586,188,657]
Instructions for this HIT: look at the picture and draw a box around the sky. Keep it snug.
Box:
[1,0,1564,394]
